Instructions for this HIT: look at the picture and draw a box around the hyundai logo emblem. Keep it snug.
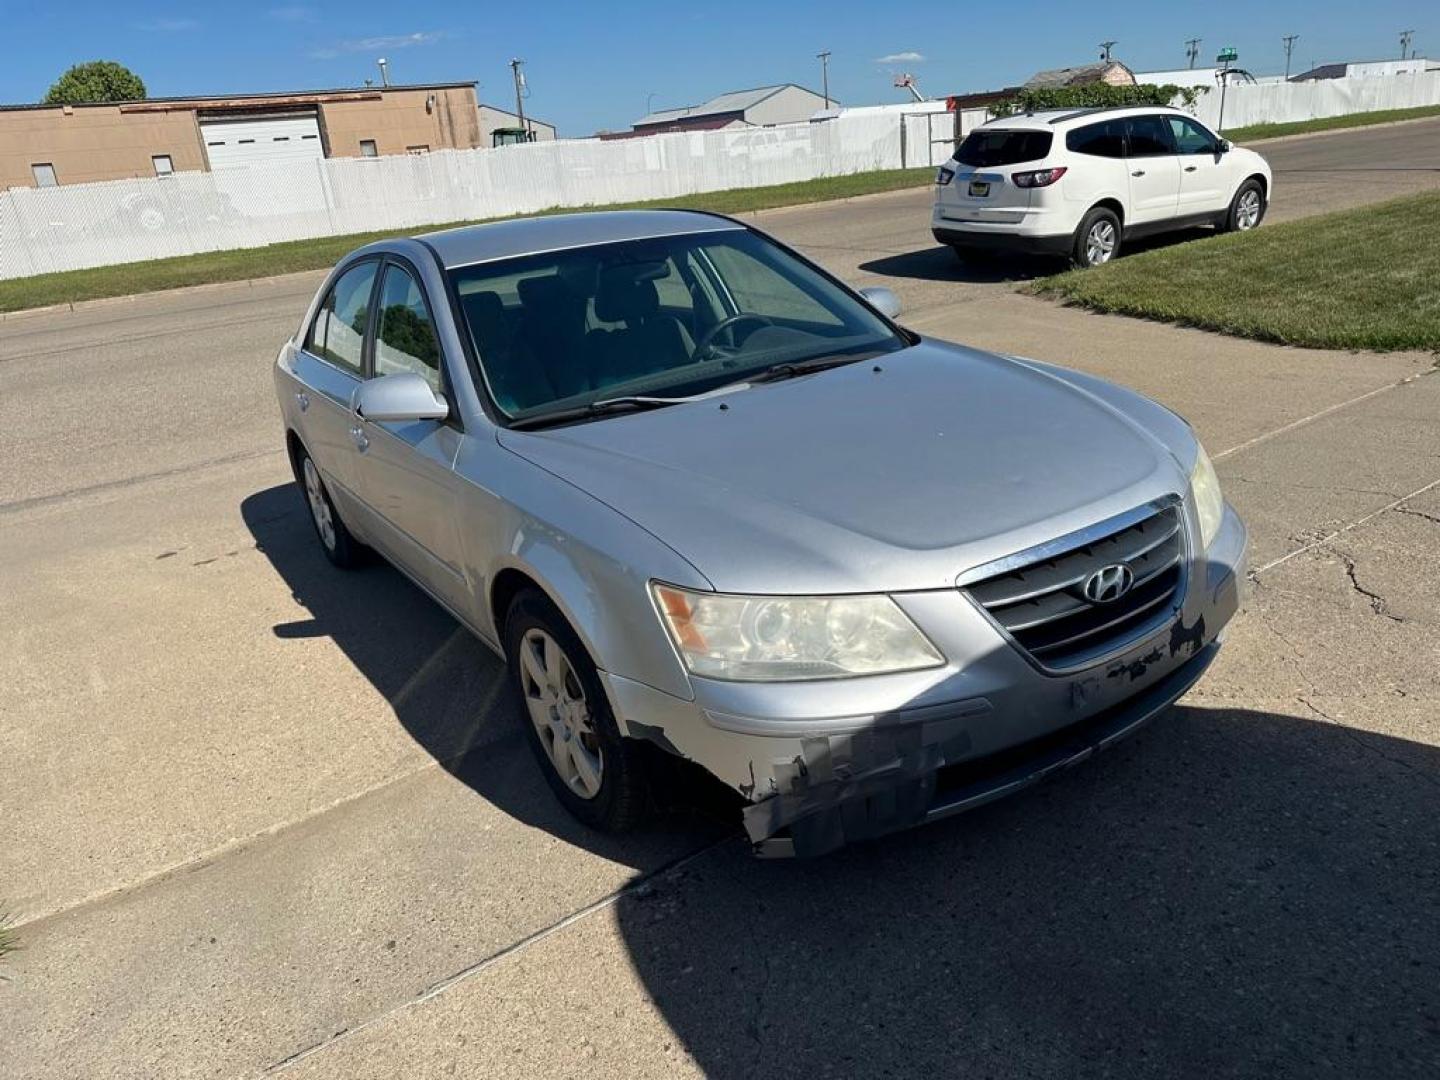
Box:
[1083,563,1135,604]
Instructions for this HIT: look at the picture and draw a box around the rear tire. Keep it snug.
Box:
[1223,179,1266,233]
[297,447,363,569]
[504,589,651,833]
[1071,207,1121,269]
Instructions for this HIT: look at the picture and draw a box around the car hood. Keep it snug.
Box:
[498,340,1191,594]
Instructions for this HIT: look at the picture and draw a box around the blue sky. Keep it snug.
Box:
[2,1,1433,134]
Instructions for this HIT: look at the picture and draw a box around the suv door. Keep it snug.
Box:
[1168,115,1229,215]
[293,259,379,522]
[351,258,471,613]
[1122,115,1182,226]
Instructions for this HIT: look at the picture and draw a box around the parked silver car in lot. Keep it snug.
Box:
[274,210,1247,856]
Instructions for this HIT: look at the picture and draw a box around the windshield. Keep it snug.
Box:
[447,228,906,423]
[954,129,1053,168]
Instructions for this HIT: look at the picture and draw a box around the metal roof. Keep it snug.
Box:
[1023,61,1134,89]
[632,83,825,128]
[416,210,746,269]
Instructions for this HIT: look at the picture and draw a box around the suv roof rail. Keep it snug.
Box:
[1048,103,1175,125]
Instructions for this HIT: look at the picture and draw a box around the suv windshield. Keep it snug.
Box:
[954,129,1053,167]
[448,228,906,423]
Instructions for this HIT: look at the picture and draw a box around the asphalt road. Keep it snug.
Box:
[3,120,1438,1079]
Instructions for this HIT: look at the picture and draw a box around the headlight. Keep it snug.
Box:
[1189,443,1225,549]
[651,584,944,682]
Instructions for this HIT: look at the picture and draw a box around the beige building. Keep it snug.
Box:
[0,82,486,190]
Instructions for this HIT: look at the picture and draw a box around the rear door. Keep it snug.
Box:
[1168,115,1230,215]
[1122,115,1182,226]
[351,257,471,613]
[292,259,379,522]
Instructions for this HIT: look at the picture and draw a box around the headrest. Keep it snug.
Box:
[517,274,584,316]
[461,290,505,335]
[595,269,660,324]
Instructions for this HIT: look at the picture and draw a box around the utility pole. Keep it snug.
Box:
[645,90,657,116]
[376,57,390,87]
[1185,38,1201,69]
[816,50,831,109]
[509,58,529,139]
[1399,30,1414,60]
[1099,40,1117,62]
[1282,35,1299,79]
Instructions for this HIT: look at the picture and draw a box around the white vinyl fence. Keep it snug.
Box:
[1190,69,1440,131]
[0,112,906,280]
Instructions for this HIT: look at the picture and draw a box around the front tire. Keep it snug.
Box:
[504,590,651,833]
[1223,179,1266,233]
[1071,207,1121,268]
[297,448,363,568]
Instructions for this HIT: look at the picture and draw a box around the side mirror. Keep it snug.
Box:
[355,372,449,422]
[1217,138,1232,153]
[858,285,903,320]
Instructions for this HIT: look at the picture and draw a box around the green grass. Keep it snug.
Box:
[0,167,935,314]
[1225,103,1440,143]
[1029,190,1440,351]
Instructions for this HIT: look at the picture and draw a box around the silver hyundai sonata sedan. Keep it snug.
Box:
[274,209,1246,856]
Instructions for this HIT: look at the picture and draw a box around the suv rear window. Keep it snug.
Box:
[954,130,1053,167]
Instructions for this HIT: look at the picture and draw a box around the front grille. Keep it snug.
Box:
[964,503,1186,670]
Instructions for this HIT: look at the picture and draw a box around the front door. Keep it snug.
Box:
[1168,115,1231,215]
[1123,115,1182,226]
[350,258,472,614]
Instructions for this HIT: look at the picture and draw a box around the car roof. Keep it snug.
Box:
[979,105,1189,131]
[414,209,747,269]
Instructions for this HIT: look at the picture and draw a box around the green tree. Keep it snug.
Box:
[43,61,146,105]
[993,83,1200,117]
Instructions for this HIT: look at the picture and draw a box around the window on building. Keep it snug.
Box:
[359,140,378,157]
[152,155,175,177]
[406,145,430,154]
[32,163,58,187]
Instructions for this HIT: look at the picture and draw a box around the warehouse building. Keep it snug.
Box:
[0,82,556,189]
[615,84,835,138]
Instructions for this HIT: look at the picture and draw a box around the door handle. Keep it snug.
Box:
[1184,165,1198,172]
[1130,170,1146,177]
[294,391,309,412]
[349,425,369,452]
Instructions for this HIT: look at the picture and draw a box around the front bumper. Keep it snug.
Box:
[603,503,1247,857]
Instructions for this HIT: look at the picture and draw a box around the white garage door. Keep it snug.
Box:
[200,114,325,170]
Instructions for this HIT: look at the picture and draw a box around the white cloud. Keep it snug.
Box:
[311,31,447,59]
[873,51,926,64]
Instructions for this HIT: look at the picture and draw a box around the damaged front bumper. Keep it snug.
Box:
[602,502,1246,858]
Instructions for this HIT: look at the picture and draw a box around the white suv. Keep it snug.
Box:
[931,106,1272,267]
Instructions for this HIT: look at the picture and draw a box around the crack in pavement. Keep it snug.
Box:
[1335,548,1406,623]
[1297,698,1440,793]
[1394,504,1440,525]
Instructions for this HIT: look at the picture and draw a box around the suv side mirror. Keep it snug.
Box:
[355,372,449,422]
[858,285,903,320]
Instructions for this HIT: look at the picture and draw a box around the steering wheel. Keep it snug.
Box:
[694,312,774,360]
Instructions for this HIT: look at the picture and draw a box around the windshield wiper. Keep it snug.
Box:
[739,350,882,387]
[507,394,686,431]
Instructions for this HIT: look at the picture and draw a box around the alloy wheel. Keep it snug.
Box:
[518,628,604,799]
[1086,220,1117,265]
[1236,189,1262,230]
[302,457,336,552]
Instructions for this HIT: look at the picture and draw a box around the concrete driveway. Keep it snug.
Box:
[2,122,1437,1079]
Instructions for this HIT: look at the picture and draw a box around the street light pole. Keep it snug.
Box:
[1282,35,1298,79]
[816,50,831,109]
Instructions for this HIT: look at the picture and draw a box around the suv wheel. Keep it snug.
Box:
[1072,207,1121,268]
[504,590,651,832]
[1224,180,1266,232]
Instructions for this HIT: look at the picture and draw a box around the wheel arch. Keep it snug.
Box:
[1088,197,1125,227]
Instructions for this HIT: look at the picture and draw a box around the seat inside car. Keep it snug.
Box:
[592,265,694,383]
[512,274,594,404]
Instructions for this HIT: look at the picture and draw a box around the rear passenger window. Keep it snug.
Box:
[374,264,443,393]
[306,261,376,375]
[1125,116,1176,157]
[1066,120,1126,158]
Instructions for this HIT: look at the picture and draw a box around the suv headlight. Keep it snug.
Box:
[1190,443,1225,549]
[651,584,943,682]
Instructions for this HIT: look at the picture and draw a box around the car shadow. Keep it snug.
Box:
[865,228,1217,283]
[610,705,1440,1078]
[241,483,731,871]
